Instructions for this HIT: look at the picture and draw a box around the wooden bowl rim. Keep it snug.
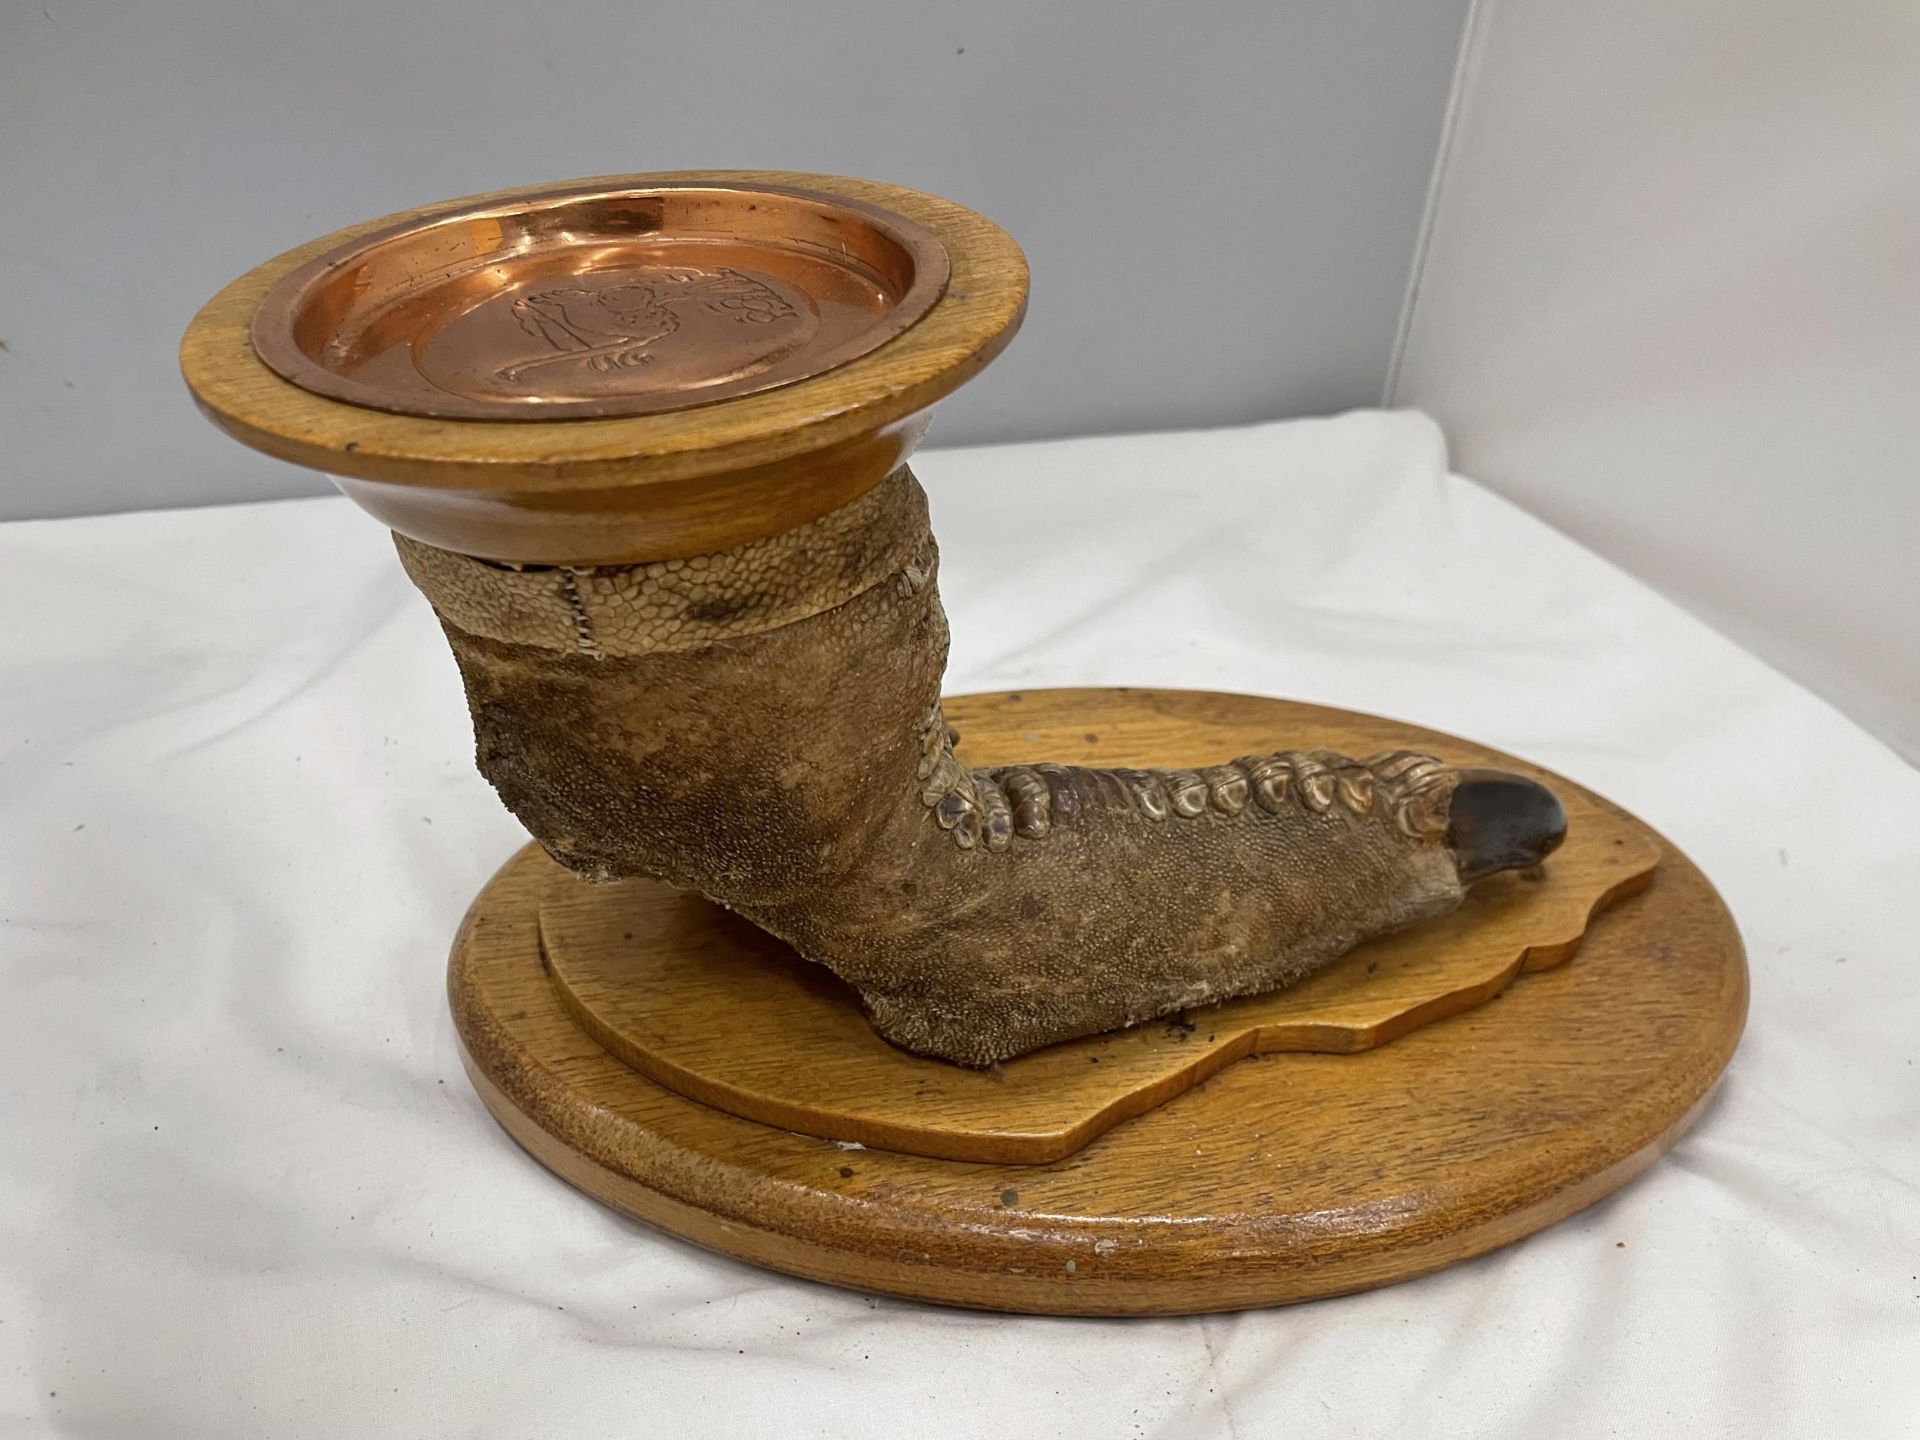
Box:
[180,170,1029,496]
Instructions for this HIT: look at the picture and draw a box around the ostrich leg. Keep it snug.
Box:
[397,467,1565,1066]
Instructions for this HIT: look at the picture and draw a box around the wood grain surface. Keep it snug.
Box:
[451,688,1747,1315]
[540,701,1662,1162]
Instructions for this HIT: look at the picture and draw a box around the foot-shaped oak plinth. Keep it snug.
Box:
[541,704,1658,1161]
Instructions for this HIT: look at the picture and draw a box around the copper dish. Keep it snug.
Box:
[250,181,951,422]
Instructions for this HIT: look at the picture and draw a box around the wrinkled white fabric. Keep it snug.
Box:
[3,411,1915,1438]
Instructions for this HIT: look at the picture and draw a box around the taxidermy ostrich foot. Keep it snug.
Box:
[397,468,1566,1066]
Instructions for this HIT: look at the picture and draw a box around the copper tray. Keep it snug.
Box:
[250,181,950,422]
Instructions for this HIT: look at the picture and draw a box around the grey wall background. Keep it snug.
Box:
[1392,0,1920,763]
[0,0,1470,520]
[11,1,1912,763]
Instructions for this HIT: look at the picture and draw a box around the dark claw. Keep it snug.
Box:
[1446,769,1568,882]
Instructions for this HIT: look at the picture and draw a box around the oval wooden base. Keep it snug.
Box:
[450,689,1747,1315]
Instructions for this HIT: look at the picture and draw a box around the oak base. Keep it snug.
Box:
[450,689,1747,1315]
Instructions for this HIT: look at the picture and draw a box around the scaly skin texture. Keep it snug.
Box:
[398,468,1554,1066]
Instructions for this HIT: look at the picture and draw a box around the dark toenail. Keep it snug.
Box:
[1446,769,1568,882]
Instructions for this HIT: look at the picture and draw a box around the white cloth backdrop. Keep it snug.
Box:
[3,412,1915,1437]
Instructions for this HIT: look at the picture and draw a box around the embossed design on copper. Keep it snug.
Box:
[494,267,801,386]
[250,183,950,421]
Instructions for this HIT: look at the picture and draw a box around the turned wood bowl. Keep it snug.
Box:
[181,172,1028,563]
[248,182,952,422]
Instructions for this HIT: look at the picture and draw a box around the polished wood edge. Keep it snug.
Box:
[456,1005,1734,1316]
[336,414,930,564]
